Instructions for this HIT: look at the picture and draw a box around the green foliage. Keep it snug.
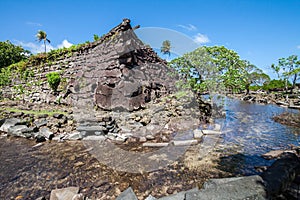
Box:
[272,55,300,91]
[262,79,291,91]
[0,40,31,68]
[0,67,12,86]
[46,72,61,92]
[93,34,100,41]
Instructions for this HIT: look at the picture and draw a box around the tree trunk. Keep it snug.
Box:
[44,40,46,53]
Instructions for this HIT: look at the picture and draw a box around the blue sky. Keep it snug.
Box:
[1,0,300,78]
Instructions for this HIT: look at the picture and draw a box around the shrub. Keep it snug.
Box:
[0,67,12,86]
[46,72,61,92]
[262,79,291,91]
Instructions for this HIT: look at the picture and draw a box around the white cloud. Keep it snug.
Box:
[26,21,42,27]
[297,45,300,49]
[178,24,197,31]
[193,33,210,44]
[57,39,73,48]
[15,39,73,54]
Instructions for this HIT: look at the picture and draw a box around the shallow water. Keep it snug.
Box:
[215,97,300,175]
[0,98,299,199]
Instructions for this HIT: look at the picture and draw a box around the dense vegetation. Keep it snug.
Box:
[0,41,31,69]
[168,46,271,94]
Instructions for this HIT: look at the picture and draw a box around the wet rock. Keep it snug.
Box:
[261,153,300,198]
[50,187,79,200]
[262,149,295,160]
[39,127,54,140]
[116,187,138,200]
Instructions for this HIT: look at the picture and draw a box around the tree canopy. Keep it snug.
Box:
[169,46,269,94]
[0,40,31,69]
[271,55,300,92]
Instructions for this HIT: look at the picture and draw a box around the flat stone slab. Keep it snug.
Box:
[116,187,138,200]
[193,129,203,139]
[142,142,169,147]
[262,150,295,160]
[186,175,266,200]
[201,130,221,135]
[50,187,79,200]
[173,140,198,146]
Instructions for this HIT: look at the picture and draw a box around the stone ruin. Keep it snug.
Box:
[68,18,177,112]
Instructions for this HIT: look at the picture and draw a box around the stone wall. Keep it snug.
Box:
[2,19,177,112]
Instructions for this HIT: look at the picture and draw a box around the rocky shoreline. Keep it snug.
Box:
[228,91,300,128]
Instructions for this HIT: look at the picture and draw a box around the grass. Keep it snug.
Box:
[0,107,68,116]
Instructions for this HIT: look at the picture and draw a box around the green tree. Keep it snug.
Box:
[161,40,171,56]
[0,40,31,68]
[203,46,248,93]
[272,55,300,93]
[36,30,51,53]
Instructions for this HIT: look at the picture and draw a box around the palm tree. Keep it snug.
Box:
[36,30,50,53]
[161,40,171,57]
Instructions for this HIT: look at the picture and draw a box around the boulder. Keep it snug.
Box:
[261,153,300,198]
[39,127,54,140]
[0,118,21,132]
[7,125,35,138]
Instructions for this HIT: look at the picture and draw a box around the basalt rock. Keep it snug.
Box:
[69,18,177,112]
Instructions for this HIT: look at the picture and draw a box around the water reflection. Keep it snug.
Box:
[217,97,300,175]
